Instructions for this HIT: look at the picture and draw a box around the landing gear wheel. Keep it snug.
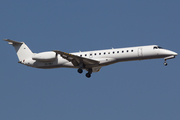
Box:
[164,62,168,66]
[86,73,91,78]
[77,68,83,73]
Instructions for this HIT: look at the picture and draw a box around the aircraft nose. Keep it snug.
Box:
[174,52,178,56]
[159,49,178,56]
[167,50,178,56]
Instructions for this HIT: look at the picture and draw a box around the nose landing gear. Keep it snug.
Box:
[164,62,168,66]
[163,55,176,66]
[164,59,168,66]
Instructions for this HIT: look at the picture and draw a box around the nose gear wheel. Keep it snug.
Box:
[164,62,167,66]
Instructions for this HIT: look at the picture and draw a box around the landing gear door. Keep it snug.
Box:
[138,48,143,57]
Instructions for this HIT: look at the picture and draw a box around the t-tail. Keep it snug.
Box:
[3,39,33,63]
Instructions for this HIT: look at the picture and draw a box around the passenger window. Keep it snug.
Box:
[127,50,128,52]
[117,51,119,53]
[104,52,106,55]
[94,53,96,55]
[85,54,87,56]
[113,52,115,54]
[80,55,82,57]
[122,51,124,53]
[108,52,110,54]
[99,53,101,55]
[131,50,133,52]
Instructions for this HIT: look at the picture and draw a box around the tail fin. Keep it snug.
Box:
[4,39,33,61]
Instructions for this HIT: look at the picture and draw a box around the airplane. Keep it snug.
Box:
[4,39,178,78]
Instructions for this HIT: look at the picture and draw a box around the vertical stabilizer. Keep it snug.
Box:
[4,39,33,61]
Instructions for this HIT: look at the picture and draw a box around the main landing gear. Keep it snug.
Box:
[77,68,83,73]
[86,73,91,78]
[77,68,92,78]
[86,68,92,78]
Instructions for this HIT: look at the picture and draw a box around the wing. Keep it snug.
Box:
[53,50,100,68]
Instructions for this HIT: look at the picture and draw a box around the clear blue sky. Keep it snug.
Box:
[1,0,180,120]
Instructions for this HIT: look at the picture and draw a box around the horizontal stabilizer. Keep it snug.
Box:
[3,39,23,44]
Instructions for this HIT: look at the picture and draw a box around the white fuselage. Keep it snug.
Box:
[4,39,177,78]
[23,45,177,71]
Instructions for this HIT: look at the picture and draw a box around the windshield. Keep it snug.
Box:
[153,46,163,49]
[157,46,163,49]
[153,46,158,49]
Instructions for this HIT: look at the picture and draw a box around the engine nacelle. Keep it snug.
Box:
[32,52,57,62]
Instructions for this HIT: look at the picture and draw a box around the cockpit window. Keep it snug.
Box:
[157,46,163,49]
[153,46,158,49]
[153,46,163,49]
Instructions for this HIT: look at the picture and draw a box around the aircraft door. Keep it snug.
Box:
[138,48,143,57]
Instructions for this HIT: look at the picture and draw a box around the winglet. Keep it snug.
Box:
[3,39,23,44]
